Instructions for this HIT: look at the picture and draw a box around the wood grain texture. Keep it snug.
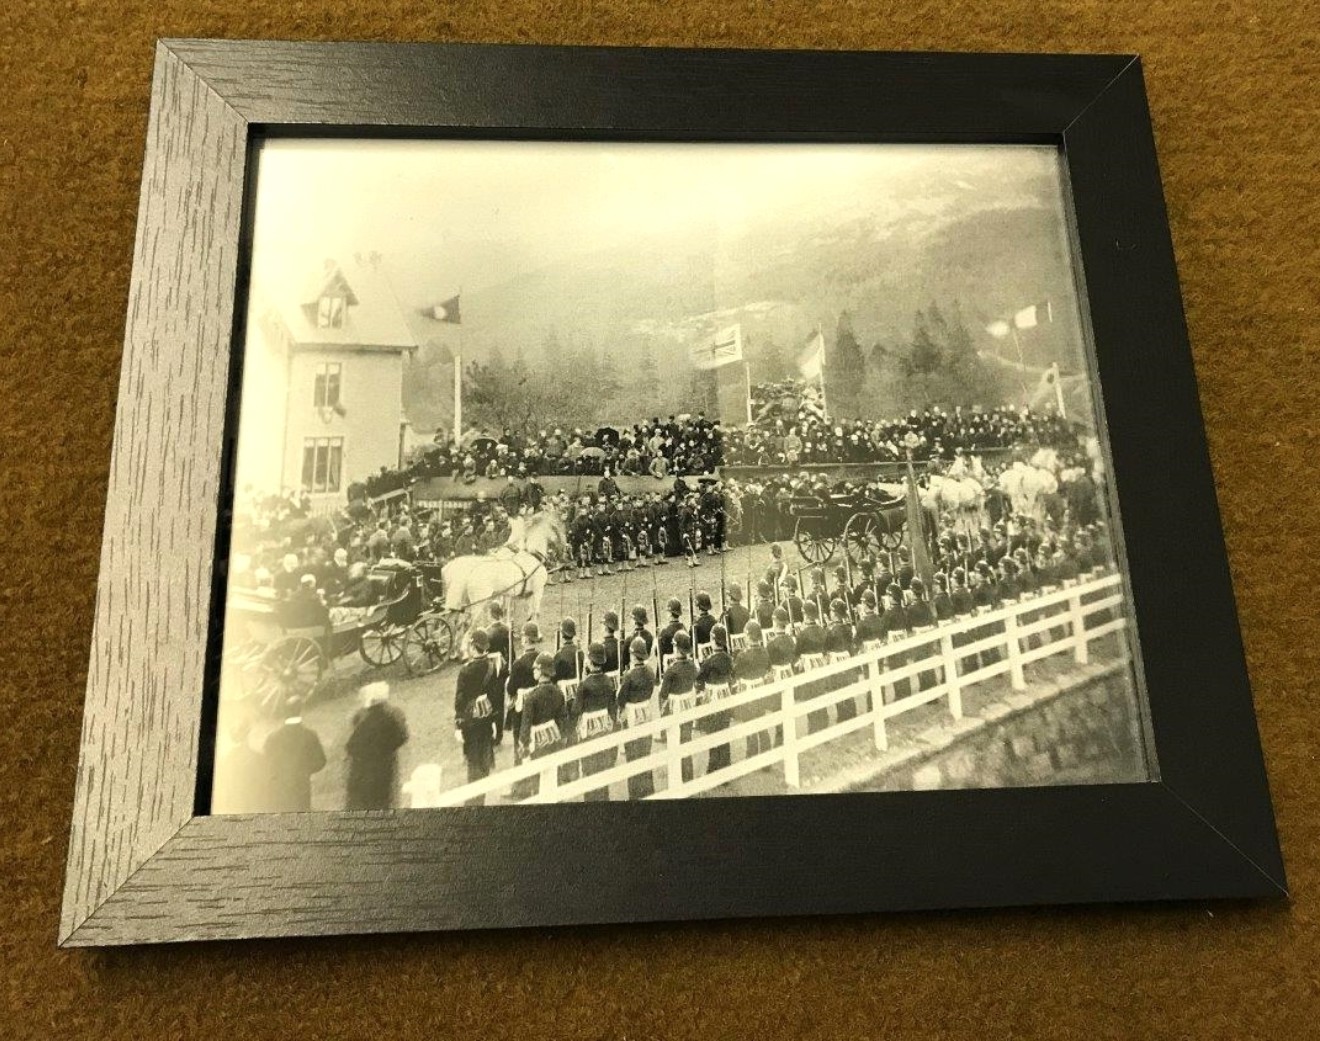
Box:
[4,2,1316,1036]
[54,41,1281,948]
[58,43,247,943]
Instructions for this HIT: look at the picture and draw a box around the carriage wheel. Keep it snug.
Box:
[794,523,837,564]
[402,616,454,677]
[881,529,904,551]
[360,623,406,668]
[843,513,882,565]
[255,636,325,716]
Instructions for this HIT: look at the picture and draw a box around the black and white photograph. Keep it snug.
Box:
[210,137,1151,815]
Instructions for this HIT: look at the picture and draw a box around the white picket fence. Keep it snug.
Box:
[413,570,1127,806]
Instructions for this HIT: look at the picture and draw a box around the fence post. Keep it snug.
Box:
[781,681,801,787]
[940,632,963,719]
[1071,591,1089,664]
[1004,609,1026,691]
[666,714,685,794]
[540,761,559,800]
[868,657,888,751]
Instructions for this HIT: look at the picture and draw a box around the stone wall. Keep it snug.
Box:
[854,669,1151,793]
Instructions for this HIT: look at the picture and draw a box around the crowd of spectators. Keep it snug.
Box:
[353,381,1087,502]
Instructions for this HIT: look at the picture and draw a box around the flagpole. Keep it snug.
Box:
[816,326,828,420]
[452,286,463,445]
[1008,322,1029,406]
[744,361,752,426]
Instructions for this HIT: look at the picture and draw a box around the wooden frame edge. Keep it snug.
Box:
[59,40,249,946]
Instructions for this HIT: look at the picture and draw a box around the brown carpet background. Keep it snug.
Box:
[1,1,1317,1037]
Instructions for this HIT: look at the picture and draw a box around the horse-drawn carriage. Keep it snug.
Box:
[221,560,456,716]
[787,489,908,565]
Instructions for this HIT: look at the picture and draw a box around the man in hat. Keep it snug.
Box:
[659,631,701,782]
[754,580,776,631]
[554,617,583,682]
[618,636,657,799]
[345,681,410,810]
[578,642,620,801]
[262,697,326,813]
[722,584,750,637]
[454,629,502,803]
[781,576,805,627]
[767,607,799,671]
[600,610,623,675]
[658,597,686,660]
[696,623,736,773]
[629,604,655,658]
[692,591,717,649]
[518,654,568,797]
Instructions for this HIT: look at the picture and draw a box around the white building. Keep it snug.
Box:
[235,257,418,507]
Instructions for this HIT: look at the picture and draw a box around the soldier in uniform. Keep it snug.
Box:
[781,576,805,627]
[658,597,686,660]
[454,629,502,804]
[630,604,655,658]
[659,631,701,782]
[931,573,955,623]
[767,606,800,673]
[600,610,623,676]
[571,503,594,580]
[618,637,657,799]
[518,654,567,798]
[553,618,584,682]
[692,591,717,650]
[696,624,736,772]
[505,621,543,795]
[722,585,750,636]
[594,501,615,577]
[754,580,777,631]
[577,642,619,802]
[734,620,774,757]
[855,590,886,646]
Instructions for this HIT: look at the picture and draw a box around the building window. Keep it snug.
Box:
[313,362,342,408]
[301,437,344,493]
[317,294,345,328]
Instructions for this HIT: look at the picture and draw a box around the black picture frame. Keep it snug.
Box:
[59,40,1285,947]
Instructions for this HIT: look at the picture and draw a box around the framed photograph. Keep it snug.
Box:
[60,40,1284,947]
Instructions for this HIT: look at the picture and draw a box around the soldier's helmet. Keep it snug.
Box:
[534,653,556,678]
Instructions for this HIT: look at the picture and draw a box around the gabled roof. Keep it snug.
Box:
[266,257,417,351]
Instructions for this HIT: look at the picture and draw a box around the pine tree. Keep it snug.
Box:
[826,312,867,417]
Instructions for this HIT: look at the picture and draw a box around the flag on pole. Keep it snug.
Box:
[428,295,461,324]
[987,300,1052,337]
[797,329,825,380]
[1013,300,1052,330]
[904,464,935,590]
[689,324,743,370]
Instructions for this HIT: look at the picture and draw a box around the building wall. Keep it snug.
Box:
[281,347,404,504]
[231,311,290,496]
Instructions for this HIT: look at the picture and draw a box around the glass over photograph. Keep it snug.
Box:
[210,138,1154,815]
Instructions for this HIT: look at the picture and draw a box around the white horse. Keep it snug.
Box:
[997,460,1058,524]
[923,467,987,535]
[442,511,565,638]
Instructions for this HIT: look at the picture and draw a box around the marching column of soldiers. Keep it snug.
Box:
[563,479,726,580]
[445,511,1115,803]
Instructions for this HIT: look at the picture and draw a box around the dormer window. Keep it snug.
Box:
[317,294,345,328]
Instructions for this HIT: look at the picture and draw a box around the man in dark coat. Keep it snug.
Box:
[734,621,775,756]
[578,642,620,801]
[519,654,568,797]
[658,598,686,659]
[617,637,657,799]
[262,700,327,812]
[454,628,502,804]
[722,585,750,636]
[345,681,409,810]
[696,624,736,773]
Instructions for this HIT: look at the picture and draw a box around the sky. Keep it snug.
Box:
[247,138,1067,305]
